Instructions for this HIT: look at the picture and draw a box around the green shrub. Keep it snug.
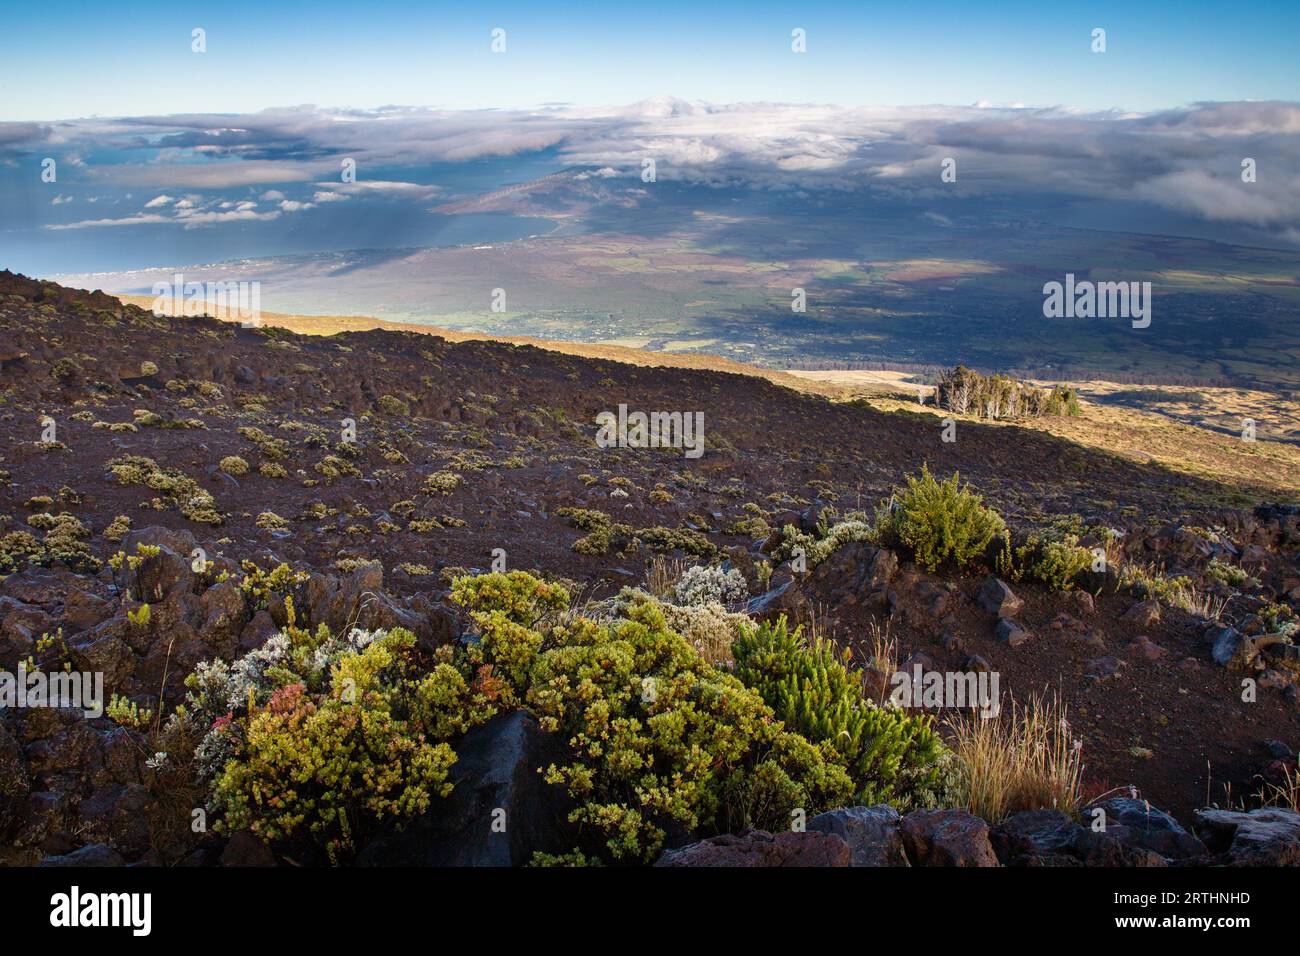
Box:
[219,455,249,476]
[451,573,853,863]
[873,466,1005,573]
[638,525,716,558]
[732,616,952,810]
[194,624,503,862]
[1013,533,1093,591]
[106,454,223,525]
[423,471,461,495]
[1206,557,1252,589]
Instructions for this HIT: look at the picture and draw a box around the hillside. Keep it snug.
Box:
[2,271,1298,868]
[115,293,1300,499]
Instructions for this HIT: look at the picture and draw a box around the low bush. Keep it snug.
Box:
[672,564,748,607]
[732,616,953,810]
[180,619,505,862]
[873,466,1006,573]
[1013,533,1093,591]
[451,572,853,863]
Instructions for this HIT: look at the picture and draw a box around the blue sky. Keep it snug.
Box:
[2,0,1297,120]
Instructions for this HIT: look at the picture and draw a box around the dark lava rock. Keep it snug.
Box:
[358,711,566,867]
[1194,807,1300,866]
[1121,599,1161,628]
[900,809,999,867]
[655,829,851,867]
[38,843,125,867]
[1085,798,1207,860]
[808,805,909,867]
[996,617,1031,647]
[220,828,278,867]
[979,577,1022,618]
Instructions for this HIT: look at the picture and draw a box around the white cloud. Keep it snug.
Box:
[12,99,1300,240]
[46,213,171,230]
[310,179,442,198]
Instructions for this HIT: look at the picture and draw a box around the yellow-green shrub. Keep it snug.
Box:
[874,466,1005,573]
[1013,533,1093,591]
[195,624,503,861]
[451,573,853,863]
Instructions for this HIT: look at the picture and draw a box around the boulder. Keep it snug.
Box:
[1207,626,1253,669]
[38,843,125,867]
[1121,599,1161,628]
[996,617,1031,647]
[994,809,1084,863]
[808,805,909,866]
[199,582,247,656]
[0,567,76,606]
[62,588,110,634]
[123,527,200,602]
[75,783,151,858]
[1194,807,1300,866]
[358,711,565,867]
[237,609,279,652]
[900,809,999,867]
[68,621,136,689]
[220,828,279,867]
[993,809,1164,867]
[1085,798,1206,860]
[864,548,899,592]
[979,577,1022,618]
[2,604,53,661]
[746,580,794,616]
[655,829,851,867]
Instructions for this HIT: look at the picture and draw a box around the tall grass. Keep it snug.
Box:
[864,619,898,705]
[1171,582,1229,622]
[643,555,688,600]
[944,692,1084,821]
[1261,765,1300,813]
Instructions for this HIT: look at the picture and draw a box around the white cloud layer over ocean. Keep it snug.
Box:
[2,97,1298,242]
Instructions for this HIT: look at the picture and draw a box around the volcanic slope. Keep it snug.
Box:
[2,271,1298,820]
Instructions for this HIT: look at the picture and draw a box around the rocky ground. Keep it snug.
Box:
[1,270,1298,866]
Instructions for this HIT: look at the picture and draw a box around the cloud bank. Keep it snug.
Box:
[1,98,1296,241]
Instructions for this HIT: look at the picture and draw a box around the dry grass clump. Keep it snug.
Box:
[658,601,749,666]
[1261,765,1299,813]
[643,555,688,600]
[864,619,898,705]
[945,692,1084,821]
